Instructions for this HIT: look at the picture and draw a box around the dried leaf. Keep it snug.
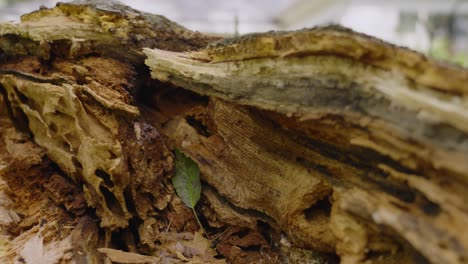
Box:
[172,149,201,209]
[157,231,226,264]
[20,235,66,264]
[98,248,158,263]
[183,231,213,257]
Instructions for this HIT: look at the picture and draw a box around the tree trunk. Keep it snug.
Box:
[0,1,467,264]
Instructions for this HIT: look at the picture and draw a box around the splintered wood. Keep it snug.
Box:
[0,1,467,263]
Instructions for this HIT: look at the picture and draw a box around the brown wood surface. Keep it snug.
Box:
[0,1,467,263]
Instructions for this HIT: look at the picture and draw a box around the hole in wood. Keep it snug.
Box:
[99,185,124,217]
[186,115,212,137]
[304,194,332,220]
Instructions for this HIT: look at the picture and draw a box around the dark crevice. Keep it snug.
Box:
[241,245,262,252]
[58,139,71,151]
[193,200,213,233]
[123,186,137,215]
[127,158,136,175]
[256,220,278,247]
[418,196,441,216]
[48,40,73,63]
[129,63,152,97]
[99,185,124,217]
[49,122,58,134]
[292,132,418,177]
[0,84,31,134]
[0,84,15,120]
[233,228,250,239]
[295,156,333,176]
[125,217,144,251]
[258,109,419,176]
[0,34,41,58]
[96,169,115,188]
[15,90,29,105]
[253,109,437,206]
[186,115,211,137]
[110,229,133,252]
[0,47,6,63]
[304,194,332,220]
[135,78,209,113]
[72,157,83,170]
[202,183,277,228]
[364,172,416,203]
[109,150,118,159]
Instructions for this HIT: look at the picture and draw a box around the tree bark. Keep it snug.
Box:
[0,1,467,264]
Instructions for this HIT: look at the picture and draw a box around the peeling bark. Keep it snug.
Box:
[0,1,467,264]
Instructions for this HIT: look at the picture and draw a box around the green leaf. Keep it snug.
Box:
[172,149,201,209]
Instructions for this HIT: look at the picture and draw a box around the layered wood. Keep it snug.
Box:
[0,1,467,264]
[0,1,222,263]
[144,27,468,264]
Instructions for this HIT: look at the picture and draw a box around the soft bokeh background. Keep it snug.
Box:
[1,0,467,66]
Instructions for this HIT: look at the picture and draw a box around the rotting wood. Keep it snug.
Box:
[144,27,468,264]
[0,0,467,263]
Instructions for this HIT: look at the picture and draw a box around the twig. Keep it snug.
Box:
[191,208,211,240]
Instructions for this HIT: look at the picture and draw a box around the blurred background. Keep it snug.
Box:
[1,0,467,66]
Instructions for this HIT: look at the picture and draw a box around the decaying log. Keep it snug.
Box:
[145,27,468,264]
[0,1,467,264]
[0,1,221,263]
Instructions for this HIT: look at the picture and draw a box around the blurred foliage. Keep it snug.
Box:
[430,38,468,68]
[7,0,30,3]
